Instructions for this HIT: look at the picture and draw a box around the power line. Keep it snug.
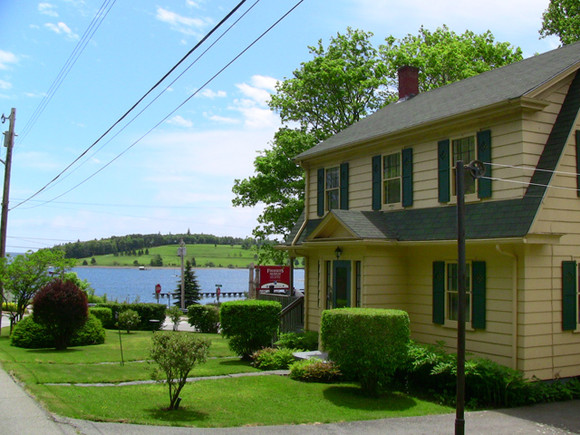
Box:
[11,0,250,211]
[15,0,305,209]
[18,0,117,144]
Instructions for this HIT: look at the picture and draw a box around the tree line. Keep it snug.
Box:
[55,233,257,259]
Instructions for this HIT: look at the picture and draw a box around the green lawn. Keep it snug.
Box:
[78,244,261,268]
[0,327,453,428]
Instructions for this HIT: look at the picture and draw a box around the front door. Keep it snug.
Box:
[333,260,351,308]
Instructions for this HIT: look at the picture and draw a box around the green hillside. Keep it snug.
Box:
[77,243,260,268]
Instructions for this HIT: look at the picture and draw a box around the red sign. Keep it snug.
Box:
[155,283,161,294]
[259,266,290,290]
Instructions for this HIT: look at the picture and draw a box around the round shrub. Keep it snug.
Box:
[70,314,105,346]
[33,279,89,350]
[220,300,281,360]
[11,314,105,349]
[275,331,319,351]
[251,347,296,370]
[187,304,219,333]
[321,308,410,396]
[89,307,113,329]
[289,358,342,383]
[10,316,53,348]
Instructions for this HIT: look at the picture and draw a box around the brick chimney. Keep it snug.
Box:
[398,66,419,101]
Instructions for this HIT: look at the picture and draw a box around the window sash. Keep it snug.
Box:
[325,167,340,211]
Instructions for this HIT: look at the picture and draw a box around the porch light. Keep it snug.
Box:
[335,247,342,260]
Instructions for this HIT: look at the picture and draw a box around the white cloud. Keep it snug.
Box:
[155,7,209,36]
[205,113,239,124]
[235,83,271,107]
[166,115,193,128]
[228,75,280,129]
[0,50,18,70]
[185,0,202,8]
[0,80,12,90]
[250,75,278,92]
[38,3,59,17]
[199,88,227,99]
[44,22,78,40]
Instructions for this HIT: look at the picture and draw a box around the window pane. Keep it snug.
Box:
[327,190,339,210]
[384,179,401,204]
[448,292,459,321]
[383,153,400,178]
[326,167,339,189]
[452,136,476,195]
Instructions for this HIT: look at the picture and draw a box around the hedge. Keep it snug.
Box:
[220,300,281,359]
[321,308,410,396]
[187,304,219,333]
[95,302,166,330]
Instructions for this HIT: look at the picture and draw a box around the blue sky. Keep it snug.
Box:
[0,0,560,251]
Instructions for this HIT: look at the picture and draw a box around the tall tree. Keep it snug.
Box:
[539,0,580,45]
[379,25,523,93]
[172,260,202,308]
[0,250,75,324]
[233,27,523,259]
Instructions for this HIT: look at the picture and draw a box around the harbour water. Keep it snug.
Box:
[72,267,304,305]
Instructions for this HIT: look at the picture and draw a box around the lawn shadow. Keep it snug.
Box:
[216,359,251,368]
[146,405,209,423]
[26,348,81,355]
[323,385,418,411]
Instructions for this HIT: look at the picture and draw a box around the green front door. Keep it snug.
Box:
[333,260,351,308]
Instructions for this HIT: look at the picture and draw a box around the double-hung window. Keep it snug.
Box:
[325,167,340,211]
[452,136,476,196]
[446,262,472,322]
[383,153,401,204]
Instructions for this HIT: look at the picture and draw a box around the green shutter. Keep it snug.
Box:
[576,131,580,197]
[433,261,445,325]
[402,148,413,207]
[562,261,577,331]
[477,130,492,199]
[317,168,325,217]
[472,261,486,329]
[438,140,450,203]
[340,162,349,210]
[372,155,382,210]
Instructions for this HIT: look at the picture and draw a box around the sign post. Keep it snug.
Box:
[155,283,161,303]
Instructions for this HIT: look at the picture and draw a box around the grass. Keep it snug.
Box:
[0,327,453,428]
[78,244,261,268]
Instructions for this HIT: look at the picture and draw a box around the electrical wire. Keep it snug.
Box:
[14,0,305,210]
[17,0,117,144]
[11,0,250,210]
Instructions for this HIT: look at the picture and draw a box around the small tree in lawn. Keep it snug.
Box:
[150,332,210,410]
[172,260,202,308]
[32,279,88,351]
[117,309,140,334]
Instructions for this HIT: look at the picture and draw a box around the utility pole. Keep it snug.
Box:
[0,108,16,334]
[178,239,186,310]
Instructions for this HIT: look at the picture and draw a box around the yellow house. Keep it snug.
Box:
[279,41,580,380]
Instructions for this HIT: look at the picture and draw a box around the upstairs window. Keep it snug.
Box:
[383,153,401,204]
[325,167,340,211]
[452,136,476,196]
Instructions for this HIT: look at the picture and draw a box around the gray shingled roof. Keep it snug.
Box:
[297,41,580,161]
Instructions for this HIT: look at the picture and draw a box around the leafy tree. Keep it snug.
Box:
[150,332,210,410]
[166,306,183,331]
[0,250,74,326]
[32,279,89,350]
[117,309,140,334]
[233,27,523,254]
[539,0,580,45]
[379,25,523,93]
[172,261,202,308]
[150,254,163,267]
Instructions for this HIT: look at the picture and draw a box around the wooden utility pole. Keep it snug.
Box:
[178,239,186,310]
[0,108,16,334]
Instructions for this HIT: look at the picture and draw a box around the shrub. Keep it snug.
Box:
[89,307,113,328]
[251,347,296,370]
[11,314,105,348]
[2,302,18,312]
[118,309,140,333]
[275,331,318,351]
[32,279,89,350]
[96,303,165,330]
[220,300,281,360]
[166,306,183,331]
[289,358,342,383]
[69,314,106,346]
[150,332,210,410]
[321,308,410,396]
[187,304,219,333]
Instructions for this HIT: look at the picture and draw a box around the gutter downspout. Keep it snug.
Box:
[496,245,518,370]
